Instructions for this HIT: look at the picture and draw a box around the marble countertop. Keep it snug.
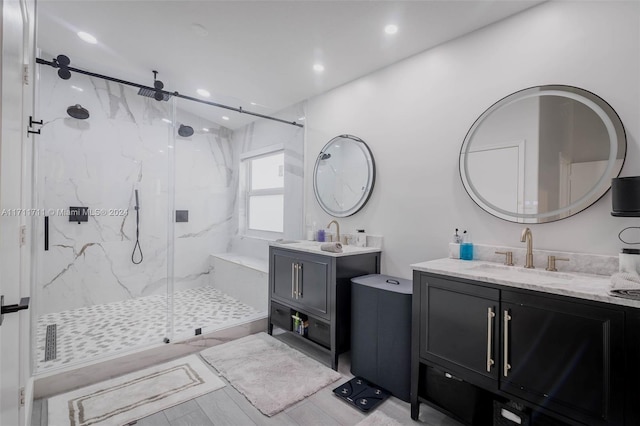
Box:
[411,258,640,309]
[269,240,382,257]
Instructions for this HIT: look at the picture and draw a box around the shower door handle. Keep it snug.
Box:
[44,216,49,251]
[0,296,30,326]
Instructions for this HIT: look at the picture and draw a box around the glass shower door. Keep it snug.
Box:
[33,68,175,373]
[170,100,241,339]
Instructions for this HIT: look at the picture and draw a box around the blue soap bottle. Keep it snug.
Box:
[460,231,474,260]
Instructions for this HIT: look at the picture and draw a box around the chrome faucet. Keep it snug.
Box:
[327,220,340,242]
[520,227,534,268]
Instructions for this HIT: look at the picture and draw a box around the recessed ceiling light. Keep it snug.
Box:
[313,63,325,73]
[222,116,230,121]
[298,117,306,121]
[384,24,398,35]
[197,88,210,97]
[250,102,257,106]
[77,31,97,44]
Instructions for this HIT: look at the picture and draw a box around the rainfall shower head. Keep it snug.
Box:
[67,104,90,120]
[138,70,172,101]
[178,124,194,137]
[137,87,172,102]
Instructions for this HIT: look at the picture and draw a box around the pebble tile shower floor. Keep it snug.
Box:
[35,287,264,372]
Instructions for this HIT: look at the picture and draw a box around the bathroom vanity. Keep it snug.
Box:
[411,259,640,426]
[268,241,381,369]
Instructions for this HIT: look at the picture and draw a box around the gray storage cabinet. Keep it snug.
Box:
[351,274,412,402]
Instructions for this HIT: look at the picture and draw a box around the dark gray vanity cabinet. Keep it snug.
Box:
[268,246,380,370]
[412,271,627,426]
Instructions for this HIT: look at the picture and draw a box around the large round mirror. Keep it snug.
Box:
[313,135,375,217]
[460,85,626,223]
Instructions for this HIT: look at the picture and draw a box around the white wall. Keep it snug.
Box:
[304,1,640,279]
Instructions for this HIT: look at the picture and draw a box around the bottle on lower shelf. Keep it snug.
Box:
[291,312,308,337]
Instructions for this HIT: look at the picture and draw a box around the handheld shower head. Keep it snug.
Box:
[132,189,143,264]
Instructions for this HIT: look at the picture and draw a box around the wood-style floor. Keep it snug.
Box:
[31,339,462,426]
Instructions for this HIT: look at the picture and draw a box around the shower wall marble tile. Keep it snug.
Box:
[37,66,235,315]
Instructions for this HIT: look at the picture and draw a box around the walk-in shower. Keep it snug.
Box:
[30,55,300,374]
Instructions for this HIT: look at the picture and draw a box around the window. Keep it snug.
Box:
[242,149,284,235]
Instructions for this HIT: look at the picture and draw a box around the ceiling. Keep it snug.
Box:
[36,0,544,130]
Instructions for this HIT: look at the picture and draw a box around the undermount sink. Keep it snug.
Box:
[469,262,575,282]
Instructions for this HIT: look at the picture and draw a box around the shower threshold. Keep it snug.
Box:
[32,316,267,399]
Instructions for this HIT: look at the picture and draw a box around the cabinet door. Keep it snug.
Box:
[297,256,329,317]
[501,291,624,425]
[272,250,329,318]
[272,252,296,303]
[420,275,499,389]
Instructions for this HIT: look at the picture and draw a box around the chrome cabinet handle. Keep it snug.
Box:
[487,307,495,372]
[503,309,511,377]
[291,263,296,298]
[294,263,299,299]
[298,263,303,298]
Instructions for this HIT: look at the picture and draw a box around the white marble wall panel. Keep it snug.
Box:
[36,66,234,315]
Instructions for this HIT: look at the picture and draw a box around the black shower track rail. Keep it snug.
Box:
[35,56,304,128]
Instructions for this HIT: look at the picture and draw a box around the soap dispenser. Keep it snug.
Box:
[460,230,474,260]
[355,229,367,247]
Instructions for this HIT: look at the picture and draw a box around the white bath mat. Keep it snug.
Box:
[200,332,342,416]
[47,354,225,426]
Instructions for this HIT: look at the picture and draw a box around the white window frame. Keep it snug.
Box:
[240,144,284,239]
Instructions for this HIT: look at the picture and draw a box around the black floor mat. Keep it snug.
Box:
[332,376,390,412]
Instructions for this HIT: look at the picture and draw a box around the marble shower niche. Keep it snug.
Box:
[35,68,235,319]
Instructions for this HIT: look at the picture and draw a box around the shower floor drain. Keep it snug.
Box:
[44,324,57,361]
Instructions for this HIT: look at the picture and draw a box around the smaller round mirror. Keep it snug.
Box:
[313,135,375,217]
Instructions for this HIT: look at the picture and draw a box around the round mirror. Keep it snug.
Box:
[460,85,626,223]
[313,135,375,217]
